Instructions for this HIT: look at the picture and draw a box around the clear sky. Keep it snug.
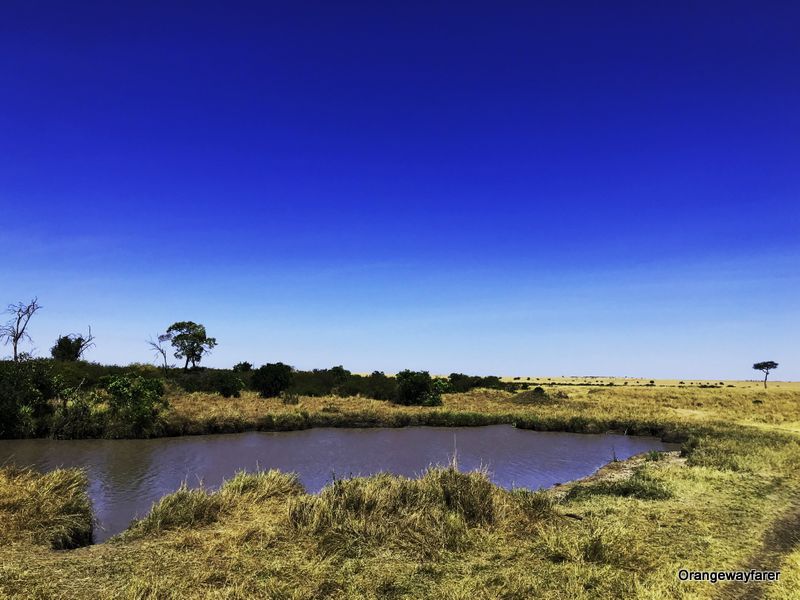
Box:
[1,1,798,379]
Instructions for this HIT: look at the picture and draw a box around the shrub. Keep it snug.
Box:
[332,370,398,400]
[448,373,504,393]
[329,365,351,386]
[232,361,253,372]
[289,369,338,396]
[49,390,104,439]
[252,363,294,398]
[104,375,167,438]
[171,369,246,396]
[513,386,555,405]
[0,359,57,438]
[395,370,443,406]
[48,360,162,390]
[363,370,397,400]
[208,370,245,398]
[50,335,87,361]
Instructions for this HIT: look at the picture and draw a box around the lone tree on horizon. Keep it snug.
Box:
[753,361,778,389]
[166,321,217,370]
[0,298,42,361]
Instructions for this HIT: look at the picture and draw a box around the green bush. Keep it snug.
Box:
[50,336,82,361]
[363,370,397,400]
[448,373,504,393]
[252,363,294,398]
[206,370,245,398]
[49,361,162,390]
[0,359,57,438]
[394,370,443,406]
[104,375,167,438]
[171,369,247,397]
[49,391,104,439]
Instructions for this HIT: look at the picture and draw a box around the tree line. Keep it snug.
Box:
[0,296,786,440]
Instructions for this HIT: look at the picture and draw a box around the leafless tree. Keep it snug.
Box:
[147,333,173,374]
[1,298,42,361]
[78,326,96,358]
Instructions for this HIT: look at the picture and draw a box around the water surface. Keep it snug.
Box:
[0,425,676,542]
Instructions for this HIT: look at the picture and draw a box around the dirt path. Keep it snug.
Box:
[718,497,800,600]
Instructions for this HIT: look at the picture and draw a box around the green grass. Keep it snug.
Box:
[565,466,674,501]
[1,384,800,598]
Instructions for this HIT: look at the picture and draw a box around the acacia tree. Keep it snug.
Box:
[753,361,778,389]
[50,326,95,361]
[0,298,42,361]
[165,321,217,370]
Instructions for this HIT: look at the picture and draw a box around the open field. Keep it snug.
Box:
[496,376,800,391]
[2,384,800,599]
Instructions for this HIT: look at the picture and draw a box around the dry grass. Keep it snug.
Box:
[0,467,93,549]
[1,383,800,598]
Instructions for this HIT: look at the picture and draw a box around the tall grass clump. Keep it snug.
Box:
[122,470,303,540]
[508,488,557,520]
[123,485,223,539]
[288,465,497,558]
[219,469,304,500]
[0,467,93,549]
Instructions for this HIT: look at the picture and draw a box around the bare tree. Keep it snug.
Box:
[0,298,42,361]
[147,333,173,374]
[77,326,96,358]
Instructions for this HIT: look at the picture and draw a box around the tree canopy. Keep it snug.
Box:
[252,362,294,398]
[165,322,217,370]
[753,361,778,389]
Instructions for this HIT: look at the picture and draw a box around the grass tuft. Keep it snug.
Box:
[122,469,304,540]
[122,485,223,539]
[0,466,93,549]
[288,465,497,558]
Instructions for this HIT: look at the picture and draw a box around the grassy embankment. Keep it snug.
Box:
[2,383,800,599]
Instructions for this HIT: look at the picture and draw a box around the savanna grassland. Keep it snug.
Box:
[2,382,800,599]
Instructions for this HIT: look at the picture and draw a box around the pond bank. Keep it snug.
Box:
[1,385,799,598]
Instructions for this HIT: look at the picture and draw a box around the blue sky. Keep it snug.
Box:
[1,1,798,379]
